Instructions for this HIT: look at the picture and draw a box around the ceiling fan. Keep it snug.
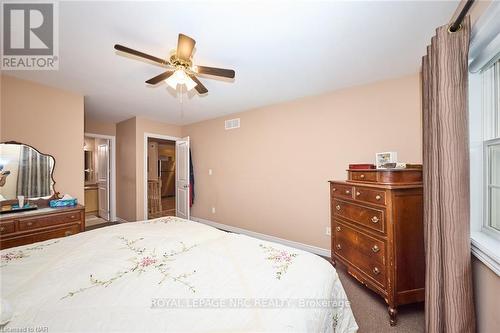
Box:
[114,34,235,95]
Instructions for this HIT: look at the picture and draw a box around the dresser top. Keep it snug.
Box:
[0,204,84,220]
[346,168,423,172]
[330,180,422,189]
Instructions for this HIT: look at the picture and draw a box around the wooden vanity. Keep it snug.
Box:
[84,184,98,214]
[0,141,86,249]
[0,205,85,249]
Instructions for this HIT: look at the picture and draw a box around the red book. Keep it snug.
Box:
[349,164,376,170]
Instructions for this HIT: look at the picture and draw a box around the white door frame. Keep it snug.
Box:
[84,132,116,222]
[143,132,181,220]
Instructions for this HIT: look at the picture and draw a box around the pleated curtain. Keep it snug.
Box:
[421,17,476,332]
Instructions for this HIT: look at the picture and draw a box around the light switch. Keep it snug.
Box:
[208,169,213,176]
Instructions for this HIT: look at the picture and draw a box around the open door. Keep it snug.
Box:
[175,137,190,220]
[97,139,110,221]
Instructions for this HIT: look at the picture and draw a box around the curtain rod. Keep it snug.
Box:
[449,0,475,32]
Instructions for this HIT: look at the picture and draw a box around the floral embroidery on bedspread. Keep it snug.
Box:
[259,244,298,280]
[62,236,197,299]
[142,216,185,224]
[0,240,60,267]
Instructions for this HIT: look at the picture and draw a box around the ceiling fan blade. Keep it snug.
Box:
[177,34,196,61]
[146,71,174,85]
[114,44,168,65]
[188,74,208,94]
[195,65,235,79]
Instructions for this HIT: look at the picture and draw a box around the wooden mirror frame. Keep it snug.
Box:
[0,141,60,208]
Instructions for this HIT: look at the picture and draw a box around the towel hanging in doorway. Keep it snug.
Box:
[189,149,195,207]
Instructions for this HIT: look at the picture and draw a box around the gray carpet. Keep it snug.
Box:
[335,264,424,332]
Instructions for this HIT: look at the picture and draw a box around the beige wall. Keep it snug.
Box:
[114,116,181,221]
[472,257,500,332]
[135,117,182,220]
[183,73,422,249]
[1,75,84,204]
[116,117,136,221]
[84,117,116,136]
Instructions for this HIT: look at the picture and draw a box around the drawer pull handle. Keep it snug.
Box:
[375,195,381,201]
[371,216,379,223]
[356,191,361,196]
[372,245,380,253]
[360,174,365,179]
[332,188,336,192]
[336,226,341,232]
[64,231,72,237]
[373,267,380,275]
[336,244,342,250]
[70,215,75,219]
[345,190,351,195]
[27,222,33,227]
[335,205,341,211]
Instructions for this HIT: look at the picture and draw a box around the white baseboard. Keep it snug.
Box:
[115,217,129,223]
[190,216,331,258]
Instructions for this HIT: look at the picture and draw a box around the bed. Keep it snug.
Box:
[1,216,358,332]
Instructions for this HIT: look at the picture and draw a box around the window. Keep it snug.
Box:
[483,61,500,237]
[486,139,500,232]
[470,59,500,274]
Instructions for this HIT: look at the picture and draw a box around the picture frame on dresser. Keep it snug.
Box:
[375,151,397,169]
[329,167,424,326]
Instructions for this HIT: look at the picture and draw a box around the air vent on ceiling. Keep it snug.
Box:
[225,118,240,130]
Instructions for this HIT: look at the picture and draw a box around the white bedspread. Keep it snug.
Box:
[1,217,358,332]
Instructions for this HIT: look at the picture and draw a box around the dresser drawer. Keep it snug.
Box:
[18,211,81,231]
[349,170,377,182]
[1,224,80,249]
[0,221,16,235]
[331,183,354,200]
[333,198,385,234]
[333,224,386,287]
[354,186,386,206]
[334,220,386,265]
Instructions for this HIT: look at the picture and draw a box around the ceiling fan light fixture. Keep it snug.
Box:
[184,76,198,91]
[165,69,197,91]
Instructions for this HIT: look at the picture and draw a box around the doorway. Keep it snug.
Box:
[147,138,176,218]
[84,133,116,227]
[144,133,190,220]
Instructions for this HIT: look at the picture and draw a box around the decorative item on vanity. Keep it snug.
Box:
[49,194,78,208]
[329,166,424,326]
[375,151,398,169]
[0,141,85,249]
[349,164,376,170]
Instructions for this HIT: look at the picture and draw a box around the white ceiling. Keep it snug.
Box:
[7,0,459,125]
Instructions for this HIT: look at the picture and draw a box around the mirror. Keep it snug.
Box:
[84,150,93,182]
[0,142,56,201]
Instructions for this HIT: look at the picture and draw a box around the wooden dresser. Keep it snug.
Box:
[0,205,85,250]
[330,168,424,325]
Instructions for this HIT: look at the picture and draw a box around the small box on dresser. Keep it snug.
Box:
[329,168,424,326]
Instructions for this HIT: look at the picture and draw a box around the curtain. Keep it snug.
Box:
[422,17,476,332]
[16,146,52,198]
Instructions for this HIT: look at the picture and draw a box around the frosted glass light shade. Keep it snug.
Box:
[165,69,198,91]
